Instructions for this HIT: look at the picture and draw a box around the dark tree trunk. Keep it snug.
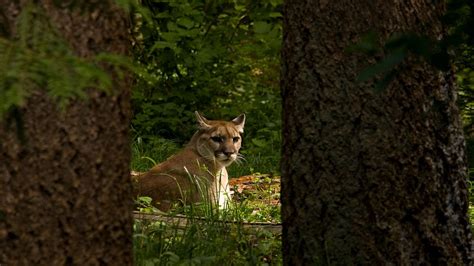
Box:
[0,1,133,265]
[281,1,473,265]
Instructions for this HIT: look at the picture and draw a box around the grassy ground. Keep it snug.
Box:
[131,136,282,265]
[131,136,474,265]
[133,204,282,265]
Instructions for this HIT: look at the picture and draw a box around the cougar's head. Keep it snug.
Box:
[194,111,245,167]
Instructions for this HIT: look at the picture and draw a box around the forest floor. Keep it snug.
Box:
[133,173,283,265]
[131,137,474,265]
[133,175,474,266]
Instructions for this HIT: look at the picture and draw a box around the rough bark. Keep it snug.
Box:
[281,1,473,265]
[0,1,133,265]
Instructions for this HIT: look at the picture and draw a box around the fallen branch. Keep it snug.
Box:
[133,211,282,235]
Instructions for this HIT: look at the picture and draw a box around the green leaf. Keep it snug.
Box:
[156,11,171,18]
[357,48,407,82]
[160,32,180,42]
[151,41,176,51]
[269,12,282,18]
[251,138,267,147]
[253,21,272,34]
[177,17,194,29]
[167,21,179,32]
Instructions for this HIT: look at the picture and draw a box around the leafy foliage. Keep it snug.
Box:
[133,180,282,265]
[0,3,135,119]
[134,217,282,265]
[131,0,282,168]
[350,0,474,90]
[452,1,474,188]
[458,46,474,164]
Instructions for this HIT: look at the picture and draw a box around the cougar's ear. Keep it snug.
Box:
[195,111,212,130]
[232,113,245,133]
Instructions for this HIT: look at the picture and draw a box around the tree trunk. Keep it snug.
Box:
[0,1,133,265]
[281,1,473,265]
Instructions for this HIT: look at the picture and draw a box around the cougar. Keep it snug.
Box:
[134,111,245,211]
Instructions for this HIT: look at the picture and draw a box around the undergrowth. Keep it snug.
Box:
[131,134,282,265]
[131,134,474,264]
[131,133,280,178]
[133,200,282,265]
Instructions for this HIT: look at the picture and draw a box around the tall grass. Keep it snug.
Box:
[131,135,474,264]
[131,135,180,172]
[133,203,282,265]
[131,134,280,178]
[131,135,282,265]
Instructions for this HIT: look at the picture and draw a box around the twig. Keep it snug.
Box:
[133,211,282,235]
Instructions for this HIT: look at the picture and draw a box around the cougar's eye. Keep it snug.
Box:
[211,136,223,143]
[232,137,240,143]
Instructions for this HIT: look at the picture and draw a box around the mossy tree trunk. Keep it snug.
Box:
[281,1,473,264]
[0,1,133,265]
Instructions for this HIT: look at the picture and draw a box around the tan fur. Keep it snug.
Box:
[134,112,245,211]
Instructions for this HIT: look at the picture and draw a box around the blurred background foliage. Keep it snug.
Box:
[0,2,132,118]
[130,0,283,175]
[450,0,474,188]
[2,0,474,182]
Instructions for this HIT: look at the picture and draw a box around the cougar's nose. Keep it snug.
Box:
[223,151,234,157]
